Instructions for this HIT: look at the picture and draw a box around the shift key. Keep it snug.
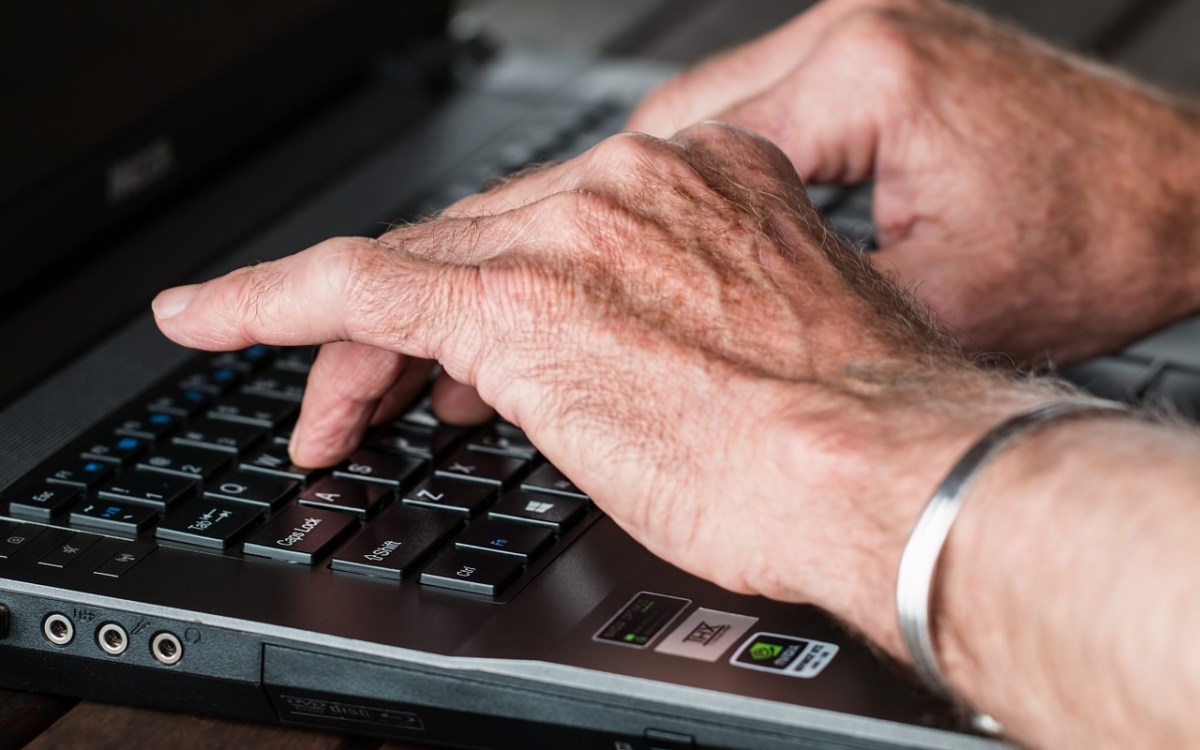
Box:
[331,505,462,581]
[242,504,355,564]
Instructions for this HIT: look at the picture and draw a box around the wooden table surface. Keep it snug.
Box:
[6,1,1196,747]
[0,688,431,750]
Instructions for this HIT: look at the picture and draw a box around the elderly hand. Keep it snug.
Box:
[628,0,1200,364]
[153,123,1042,624]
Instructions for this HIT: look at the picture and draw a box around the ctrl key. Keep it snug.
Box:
[420,548,523,597]
[243,505,355,564]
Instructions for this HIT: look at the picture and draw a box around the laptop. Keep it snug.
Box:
[2,3,1198,749]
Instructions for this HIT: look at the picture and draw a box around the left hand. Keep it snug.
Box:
[153,122,1042,627]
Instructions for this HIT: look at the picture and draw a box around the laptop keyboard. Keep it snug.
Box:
[0,96,635,600]
[1,344,594,598]
[4,89,1199,604]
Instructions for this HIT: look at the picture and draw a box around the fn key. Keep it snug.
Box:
[420,548,523,596]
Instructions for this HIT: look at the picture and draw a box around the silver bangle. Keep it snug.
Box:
[895,398,1133,706]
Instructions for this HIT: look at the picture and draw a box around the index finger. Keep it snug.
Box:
[152,235,484,375]
[626,0,894,137]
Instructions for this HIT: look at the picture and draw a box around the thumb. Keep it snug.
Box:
[715,62,886,186]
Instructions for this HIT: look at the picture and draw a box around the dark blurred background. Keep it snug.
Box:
[456,0,1200,94]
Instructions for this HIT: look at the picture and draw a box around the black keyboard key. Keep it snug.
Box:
[144,386,211,417]
[402,477,495,516]
[7,483,81,520]
[137,445,230,480]
[45,459,113,489]
[241,446,321,483]
[1145,367,1200,419]
[1062,357,1151,403]
[400,397,440,428]
[242,504,355,564]
[210,344,272,372]
[272,348,316,374]
[82,435,148,465]
[436,447,527,487]
[173,418,265,454]
[273,419,297,444]
[93,541,156,578]
[208,393,298,428]
[489,490,586,532]
[0,524,45,559]
[467,425,536,459]
[520,463,587,500]
[420,548,524,596]
[455,519,552,562]
[38,533,102,569]
[330,505,462,581]
[179,365,242,394]
[71,500,158,534]
[333,450,425,488]
[98,473,196,510]
[204,470,298,508]
[113,409,179,440]
[157,498,264,549]
[297,477,390,519]
[370,424,457,460]
[241,367,307,401]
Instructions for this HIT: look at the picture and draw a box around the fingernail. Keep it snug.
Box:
[288,424,304,463]
[152,284,200,319]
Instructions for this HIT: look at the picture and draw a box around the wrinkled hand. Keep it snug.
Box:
[153,123,1036,621]
[628,0,1200,363]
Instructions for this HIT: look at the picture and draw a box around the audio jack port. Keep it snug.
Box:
[42,613,75,646]
[97,623,129,655]
[151,631,183,665]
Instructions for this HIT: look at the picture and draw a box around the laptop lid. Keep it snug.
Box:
[0,0,450,407]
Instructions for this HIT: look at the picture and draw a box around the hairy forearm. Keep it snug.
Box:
[939,416,1200,748]
[772,378,1200,748]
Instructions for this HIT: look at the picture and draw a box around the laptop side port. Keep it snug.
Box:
[151,631,183,665]
[96,622,129,655]
[42,613,74,646]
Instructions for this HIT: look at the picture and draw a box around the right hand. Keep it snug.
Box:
[628,0,1200,364]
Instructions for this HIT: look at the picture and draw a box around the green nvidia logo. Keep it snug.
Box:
[749,642,783,661]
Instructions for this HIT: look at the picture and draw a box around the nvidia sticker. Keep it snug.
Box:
[730,632,839,678]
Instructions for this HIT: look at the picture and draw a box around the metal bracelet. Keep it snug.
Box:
[895,398,1133,707]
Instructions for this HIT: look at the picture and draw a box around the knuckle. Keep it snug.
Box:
[585,131,673,177]
[838,8,922,65]
[313,236,386,300]
[814,7,928,102]
[674,119,762,153]
[310,236,403,339]
[543,190,640,265]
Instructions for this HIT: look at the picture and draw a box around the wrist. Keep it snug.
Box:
[932,413,1200,747]
[762,367,1057,657]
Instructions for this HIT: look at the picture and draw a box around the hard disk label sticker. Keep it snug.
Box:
[279,694,424,730]
[594,591,691,649]
[654,608,758,662]
[730,632,839,678]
